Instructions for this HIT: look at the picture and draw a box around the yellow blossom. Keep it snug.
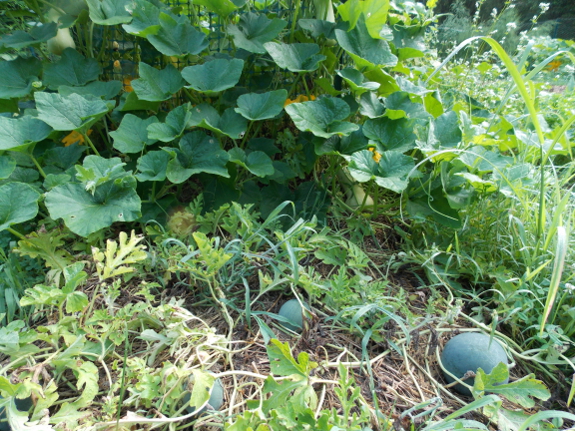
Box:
[369,147,382,163]
[284,94,316,107]
[62,129,92,147]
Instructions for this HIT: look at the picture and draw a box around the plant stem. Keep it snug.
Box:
[83,133,101,156]
[7,227,26,241]
[289,0,301,44]
[29,153,47,178]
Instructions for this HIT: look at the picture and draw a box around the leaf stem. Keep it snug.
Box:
[7,227,26,240]
[29,153,47,178]
[289,0,302,44]
[83,132,101,156]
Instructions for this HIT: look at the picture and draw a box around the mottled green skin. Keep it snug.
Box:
[441,332,509,396]
[279,299,308,332]
[0,397,33,431]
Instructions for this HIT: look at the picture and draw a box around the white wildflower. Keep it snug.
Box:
[506,22,517,30]
[539,2,550,12]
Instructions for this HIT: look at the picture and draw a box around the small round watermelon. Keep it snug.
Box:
[183,376,224,414]
[441,332,509,396]
[278,299,309,333]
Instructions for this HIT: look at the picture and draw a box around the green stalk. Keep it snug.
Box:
[289,0,302,44]
[539,226,568,336]
[83,133,101,156]
[29,153,47,178]
[115,324,129,429]
[7,227,26,241]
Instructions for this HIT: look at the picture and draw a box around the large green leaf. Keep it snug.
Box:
[235,90,287,121]
[86,0,132,25]
[335,17,397,68]
[46,182,141,237]
[194,0,245,16]
[0,22,57,50]
[358,91,385,118]
[285,97,358,138]
[131,63,185,101]
[147,103,192,142]
[189,104,247,139]
[337,68,379,95]
[345,149,413,193]
[0,156,17,180]
[181,59,244,94]
[228,147,274,177]
[315,129,368,156]
[0,115,52,151]
[122,0,161,36]
[384,91,430,120]
[110,114,159,153]
[227,12,287,54]
[147,13,208,56]
[43,48,101,89]
[165,131,229,183]
[337,0,389,39]
[362,117,416,152]
[0,57,42,99]
[75,155,133,193]
[433,111,462,148]
[0,182,41,231]
[59,81,123,100]
[135,151,170,181]
[263,42,326,72]
[36,92,111,131]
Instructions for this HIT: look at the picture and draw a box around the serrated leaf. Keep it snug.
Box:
[0,115,52,151]
[36,92,110,131]
[187,370,214,410]
[261,375,307,414]
[188,104,247,139]
[147,13,208,56]
[0,57,42,99]
[227,12,287,54]
[147,103,192,142]
[182,58,244,94]
[111,113,159,153]
[135,151,169,181]
[45,181,141,237]
[345,150,413,193]
[264,42,326,72]
[0,22,57,50]
[86,0,132,25]
[285,97,358,138]
[235,90,287,121]
[43,48,101,89]
[474,363,550,409]
[15,229,74,278]
[92,230,147,280]
[267,339,317,377]
[165,131,229,183]
[0,182,40,231]
[131,63,185,101]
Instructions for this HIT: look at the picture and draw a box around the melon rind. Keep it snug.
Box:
[440,332,509,396]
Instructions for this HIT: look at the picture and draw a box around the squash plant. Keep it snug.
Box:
[0,0,538,240]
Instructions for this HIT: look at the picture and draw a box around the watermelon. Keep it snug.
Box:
[441,332,509,395]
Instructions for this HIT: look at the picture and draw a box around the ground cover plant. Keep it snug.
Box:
[1,0,575,429]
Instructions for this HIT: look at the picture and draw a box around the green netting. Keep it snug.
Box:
[98,1,307,90]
